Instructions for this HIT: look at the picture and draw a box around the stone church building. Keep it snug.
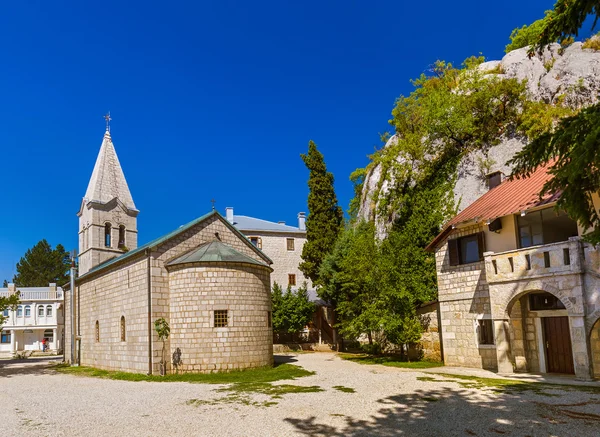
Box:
[65,129,274,374]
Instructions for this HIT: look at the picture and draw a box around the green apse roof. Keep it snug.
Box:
[166,240,271,269]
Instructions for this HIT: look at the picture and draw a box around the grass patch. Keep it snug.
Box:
[583,36,600,50]
[54,362,313,384]
[332,385,356,393]
[217,382,323,397]
[339,353,444,369]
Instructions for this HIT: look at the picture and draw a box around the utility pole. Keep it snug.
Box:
[70,249,78,366]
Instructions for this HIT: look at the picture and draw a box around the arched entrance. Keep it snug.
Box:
[504,290,574,374]
[591,318,600,379]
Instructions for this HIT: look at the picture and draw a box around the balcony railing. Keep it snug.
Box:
[0,290,63,301]
[484,237,584,284]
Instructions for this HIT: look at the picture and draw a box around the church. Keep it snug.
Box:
[64,127,274,374]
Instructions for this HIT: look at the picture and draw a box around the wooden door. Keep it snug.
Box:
[543,317,575,374]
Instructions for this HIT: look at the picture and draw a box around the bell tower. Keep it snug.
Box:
[78,119,139,275]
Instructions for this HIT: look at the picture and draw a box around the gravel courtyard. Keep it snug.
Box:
[1,353,599,436]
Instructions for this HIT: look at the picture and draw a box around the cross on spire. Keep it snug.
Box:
[211,199,216,210]
[104,112,112,132]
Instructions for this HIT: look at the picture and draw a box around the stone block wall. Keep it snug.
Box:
[412,302,442,361]
[591,320,600,378]
[435,224,498,370]
[66,256,150,372]
[242,231,311,290]
[167,262,273,373]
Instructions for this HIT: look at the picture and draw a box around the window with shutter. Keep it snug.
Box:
[448,239,460,266]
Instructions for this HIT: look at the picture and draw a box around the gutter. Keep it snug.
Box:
[146,248,152,375]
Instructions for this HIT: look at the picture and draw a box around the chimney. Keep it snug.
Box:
[298,212,306,231]
[7,283,16,293]
[278,221,286,225]
[49,283,57,292]
[226,207,234,223]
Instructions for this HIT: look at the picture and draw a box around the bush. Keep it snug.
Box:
[505,11,551,53]
[360,343,382,355]
[582,35,600,50]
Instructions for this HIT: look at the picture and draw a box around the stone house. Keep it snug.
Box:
[225,207,334,344]
[0,283,64,355]
[64,129,273,374]
[427,162,600,380]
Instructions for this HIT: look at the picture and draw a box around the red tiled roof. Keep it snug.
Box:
[426,162,559,251]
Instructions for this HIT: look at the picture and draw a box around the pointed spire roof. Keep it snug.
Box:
[83,130,137,211]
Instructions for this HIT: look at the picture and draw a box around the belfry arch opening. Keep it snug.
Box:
[118,225,126,249]
[104,223,112,248]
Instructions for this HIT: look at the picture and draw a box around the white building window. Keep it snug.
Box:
[38,306,45,317]
[46,305,53,317]
[25,305,31,317]
[17,306,23,317]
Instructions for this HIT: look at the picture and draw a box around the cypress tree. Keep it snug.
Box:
[300,140,343,284]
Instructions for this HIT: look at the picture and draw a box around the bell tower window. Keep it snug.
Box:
[105,223,112,247]
[118,225,126,249]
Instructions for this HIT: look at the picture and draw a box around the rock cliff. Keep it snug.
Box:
[358,42,600,231]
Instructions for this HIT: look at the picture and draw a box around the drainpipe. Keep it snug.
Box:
[146,248,152,375]
[70,251,77,365]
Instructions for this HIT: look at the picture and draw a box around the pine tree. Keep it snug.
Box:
[299,140,343,284]
[12,240,70,286]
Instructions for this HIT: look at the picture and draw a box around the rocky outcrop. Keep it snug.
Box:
[359,42,600,229]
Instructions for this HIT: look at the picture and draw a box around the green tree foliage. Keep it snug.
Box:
[506,11,552,53]
[509,105,600,244]
[333,57,537,348]
[154,317,170,375]
[319,221,380,342]
[300,141,343,284]
[508,0,600,245]
[535,0,600,48]
[271,282,315,334]
[0,292,20,328]
[12,240,70,287]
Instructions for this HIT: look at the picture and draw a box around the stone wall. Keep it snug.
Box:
[66,256,150,372]
[591,319,600,378]
[167,262,272,373]
[412,302,442,361]
[241,231,311,290]
[435,224,498,370]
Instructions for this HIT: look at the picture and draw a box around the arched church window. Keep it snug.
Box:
[120,316,126,342]
[118,225,126,249]
[95,320,100,342]
[105,223,112,247]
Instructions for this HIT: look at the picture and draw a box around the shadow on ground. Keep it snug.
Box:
[284,386,600,436]
[0,357,62,378]
[274,354,299,364]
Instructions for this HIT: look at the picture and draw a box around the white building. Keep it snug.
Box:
[0,283,64,355]
[226,207,311,290]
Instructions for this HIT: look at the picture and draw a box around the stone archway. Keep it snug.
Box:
[590,318,600,379]
[492,286,593,378]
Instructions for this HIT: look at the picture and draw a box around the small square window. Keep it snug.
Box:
[286,238,295,251]
[477,319,494,345]
[214,310,228,328]
[249,237,262,249]
[288,274,296,286]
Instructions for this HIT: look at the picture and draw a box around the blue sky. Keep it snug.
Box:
[0,0,556,282]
